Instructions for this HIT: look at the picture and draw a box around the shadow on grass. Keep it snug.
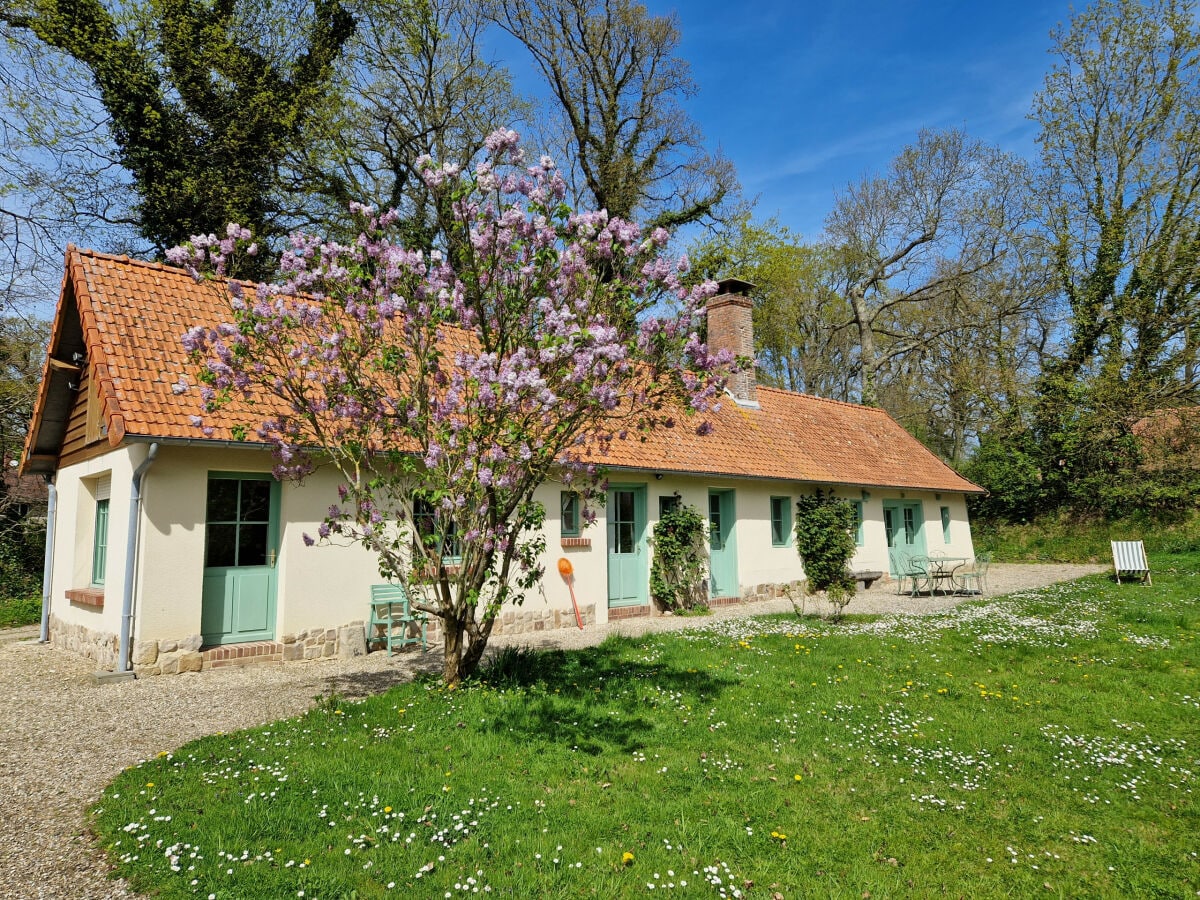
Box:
[472,635,738,755]
[317,650,445,699]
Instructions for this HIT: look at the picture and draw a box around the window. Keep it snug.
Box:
[205,476,273,568]
[91,498,109,586]
[561,491,580,537]
[770,496,791,547]
[659,494,680,517]
[852,500,865,546]
[941,506,951,544]
[413,496,461,562]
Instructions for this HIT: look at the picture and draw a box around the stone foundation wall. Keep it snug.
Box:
[49,615,120,671]
[741,579,807,604]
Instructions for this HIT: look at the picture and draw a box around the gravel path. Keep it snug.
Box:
[0,562,1104,899]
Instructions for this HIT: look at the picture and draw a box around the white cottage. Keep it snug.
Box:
[22,248,983,675]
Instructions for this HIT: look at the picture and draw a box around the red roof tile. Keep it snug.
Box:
[26,248,981,494]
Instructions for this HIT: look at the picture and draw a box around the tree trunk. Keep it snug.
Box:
[848,286,879,406]
[442,618,466,686]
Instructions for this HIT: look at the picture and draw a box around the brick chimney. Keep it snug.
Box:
[706,277,758,407]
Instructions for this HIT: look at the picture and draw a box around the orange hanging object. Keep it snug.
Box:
[557,557,584,629]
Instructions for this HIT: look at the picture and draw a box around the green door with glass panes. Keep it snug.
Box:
[708,489,738,598]
[201,473,281,645]
[883,500,926,573]
[606,485,648,607]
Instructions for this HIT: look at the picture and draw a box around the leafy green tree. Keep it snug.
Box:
[690,217,858,399]
[0,0,354,270]
[649,498,708,612]
[0,316,47,601]
[1031,0,1200,513]
[792,491,856,595]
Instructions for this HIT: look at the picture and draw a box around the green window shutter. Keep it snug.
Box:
[853,501,865,546]
[92,498,110,586]
[561,491,580,537]
[770,496,790,547]
[941,506,951,544]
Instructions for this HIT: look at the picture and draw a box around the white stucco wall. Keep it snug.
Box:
[49,445,139,638]
[48,442,979,653]
[135,444,382,643]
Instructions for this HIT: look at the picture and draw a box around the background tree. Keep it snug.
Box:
[690,218,858,399]
[0,316,47,601]
[180,132,732,684]
[825,128,1036,408]
[0,0,354,273]
[284,0,526,250]
[1031,0,1200,513]
[488,0,739,231]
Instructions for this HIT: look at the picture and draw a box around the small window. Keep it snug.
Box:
[414,496,461,562]
[561,491,580,537]
[91,498,110,586]
[770,496,791,547]
[852,500,865,547]
[659,495,680,517]
[941,506,951,544]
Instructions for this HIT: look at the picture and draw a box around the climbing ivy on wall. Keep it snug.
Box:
[649,498,709,612]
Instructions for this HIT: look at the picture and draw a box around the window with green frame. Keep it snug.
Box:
[941,506,951,544]
[413,496,462,562]
[91,498,110,586]
[852,500,865,546]
[769,496,791,546]
[560,491,580,537]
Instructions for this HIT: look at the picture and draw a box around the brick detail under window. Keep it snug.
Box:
[559,537,591,549]
[66,587,104,609]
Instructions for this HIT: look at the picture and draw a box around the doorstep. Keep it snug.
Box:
[201,640,284,670]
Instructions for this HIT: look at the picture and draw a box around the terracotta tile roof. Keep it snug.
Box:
[25,247,981,494]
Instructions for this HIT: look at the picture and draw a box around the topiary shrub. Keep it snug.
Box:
[649,498,709,612]
[793,491,857,619]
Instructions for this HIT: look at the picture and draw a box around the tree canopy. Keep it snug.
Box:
[178,131,733,683]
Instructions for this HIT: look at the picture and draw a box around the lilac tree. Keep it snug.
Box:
[174,130,732,684]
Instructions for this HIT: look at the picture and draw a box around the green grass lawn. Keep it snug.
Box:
[92,559,1200,899]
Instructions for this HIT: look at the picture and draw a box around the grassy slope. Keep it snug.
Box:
[92,560,1199,899]
[974,511,1200,564]
[0,595,40,629]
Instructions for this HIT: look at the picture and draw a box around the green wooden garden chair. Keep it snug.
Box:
[369,583,428,654]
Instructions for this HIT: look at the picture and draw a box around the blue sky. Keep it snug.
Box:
[502,0,1071,239]
[669,0,1068,237]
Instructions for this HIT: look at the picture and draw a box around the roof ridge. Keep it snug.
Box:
[755,383,887,413]
[72,246,181,276]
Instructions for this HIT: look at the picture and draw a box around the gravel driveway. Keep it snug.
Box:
[0,562,1104,899]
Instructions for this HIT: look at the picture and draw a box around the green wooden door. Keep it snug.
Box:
[708,489,738,598]
[883,500,926,573]
[607,485,647,607]
[201,473,281,645]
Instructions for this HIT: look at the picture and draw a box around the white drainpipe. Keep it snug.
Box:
[38,477,57,643]
[117,443,158,672]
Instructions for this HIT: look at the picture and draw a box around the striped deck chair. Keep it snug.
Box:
[1111,541,1152,585]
